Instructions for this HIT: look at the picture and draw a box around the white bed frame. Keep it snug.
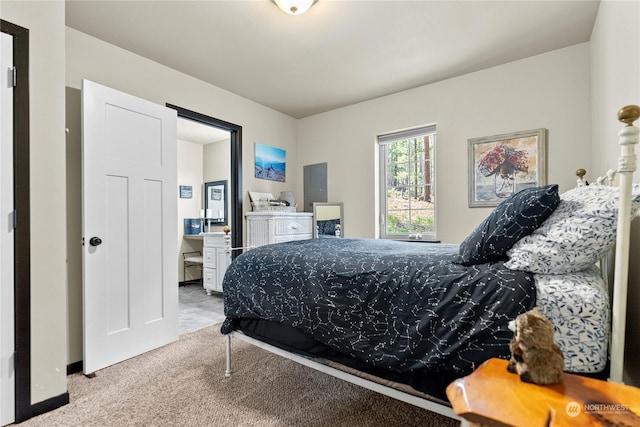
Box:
[609,105,639,383]
[223,105,639,420]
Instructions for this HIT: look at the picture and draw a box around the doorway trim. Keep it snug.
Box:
[166,104,243,253]
[1,19,31,423]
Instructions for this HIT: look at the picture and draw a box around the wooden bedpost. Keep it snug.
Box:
[610,105,640,384]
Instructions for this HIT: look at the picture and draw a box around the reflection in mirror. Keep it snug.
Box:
[313,202,344,238]
[204,180,228,227]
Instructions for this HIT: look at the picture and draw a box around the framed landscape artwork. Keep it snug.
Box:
[255,143,286,182]
[468,128,547,207]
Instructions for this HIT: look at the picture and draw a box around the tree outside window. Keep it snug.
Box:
[379,126,436,240]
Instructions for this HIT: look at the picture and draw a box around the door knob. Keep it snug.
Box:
[89,237,103,247]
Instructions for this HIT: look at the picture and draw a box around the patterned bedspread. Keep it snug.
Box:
[221,238,536,374]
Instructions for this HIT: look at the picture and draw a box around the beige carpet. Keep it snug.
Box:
[18,325,459,427]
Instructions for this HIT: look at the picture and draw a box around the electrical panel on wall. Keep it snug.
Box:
[303,162,327,212]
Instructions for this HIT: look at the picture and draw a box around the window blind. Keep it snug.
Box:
[378,124,436,144]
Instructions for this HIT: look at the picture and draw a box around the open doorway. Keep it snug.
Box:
[176,117,228,333]
[170,105,243,334]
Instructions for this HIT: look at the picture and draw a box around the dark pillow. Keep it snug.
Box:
[458,184,560,265]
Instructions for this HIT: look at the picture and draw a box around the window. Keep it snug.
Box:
[378,125,436,240]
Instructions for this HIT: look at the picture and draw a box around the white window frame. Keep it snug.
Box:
[378,124,436,241]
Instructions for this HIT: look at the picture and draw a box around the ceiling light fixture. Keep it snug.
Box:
[273,0,317,16]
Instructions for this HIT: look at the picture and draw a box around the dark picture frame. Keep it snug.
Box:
[179,185,192,198]
[204,180,228,226]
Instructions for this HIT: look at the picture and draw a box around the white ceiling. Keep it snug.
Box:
[65,0,600,119]
[177,117,230,145]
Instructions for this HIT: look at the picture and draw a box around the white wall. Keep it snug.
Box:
[203,138,231,232]
[204,139,231,184]
[2,1,68,405]
[298,44,591,242]
[590,0,640,387]
[177,140,203,282]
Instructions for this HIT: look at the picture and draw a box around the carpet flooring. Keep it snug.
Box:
[17,325,459,427]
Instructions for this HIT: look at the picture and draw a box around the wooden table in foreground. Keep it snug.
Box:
[446,358,640,427]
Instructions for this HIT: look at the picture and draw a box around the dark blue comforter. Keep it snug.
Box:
[221,238,535,374]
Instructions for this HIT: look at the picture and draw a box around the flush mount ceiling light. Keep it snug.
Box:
[273,0,317,16]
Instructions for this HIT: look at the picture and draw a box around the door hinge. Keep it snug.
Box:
[10,210,16,230]
[8,67,16,87]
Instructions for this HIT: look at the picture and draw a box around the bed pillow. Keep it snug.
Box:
[458,184,560,265]
[534,266,609,372]
[505,184,640,274]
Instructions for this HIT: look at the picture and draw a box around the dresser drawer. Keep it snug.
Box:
[203,267,217,289]
[204,235,224,247]
[246,212,314,248]
[274,218,312,236]
[274,233,312,243]
[203,247,216,268]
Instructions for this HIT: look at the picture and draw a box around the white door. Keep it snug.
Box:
[0,31,15,426]
[82,79,178,374]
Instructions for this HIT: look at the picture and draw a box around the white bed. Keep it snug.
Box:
[221,104,640,421]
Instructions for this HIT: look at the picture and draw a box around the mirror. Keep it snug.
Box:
[313,202,344,238]
[204,180,228,227]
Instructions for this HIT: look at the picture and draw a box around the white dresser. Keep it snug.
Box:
[246,211,313,248]
[202,233,231,295]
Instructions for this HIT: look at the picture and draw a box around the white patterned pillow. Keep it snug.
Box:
[505,184,640,274]
[534,266,609,372]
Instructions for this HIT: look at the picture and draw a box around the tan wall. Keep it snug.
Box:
[66,27,299,209]
[65,27,298,365]
[590,0,640,387]
[177,140,204,282]
[4,0,638,409]
[176,137,230,283]
[297,44,592,243]
[2,1,68,404]
[203,138,232,232]
[590,0,640,179]
[64,87,82,379]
